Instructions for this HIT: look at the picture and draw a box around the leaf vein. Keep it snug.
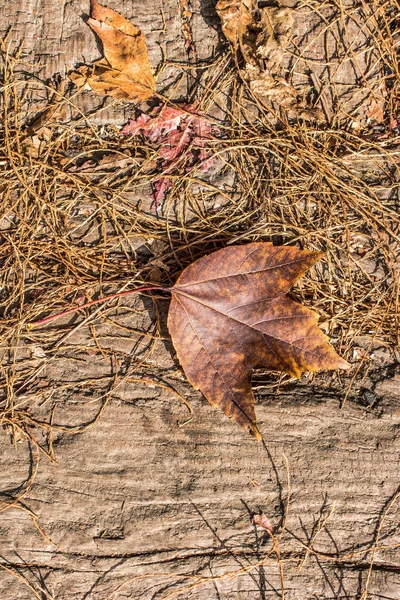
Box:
[174,256,310,289]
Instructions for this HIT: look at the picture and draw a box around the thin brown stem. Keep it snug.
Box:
[27,285,170,329]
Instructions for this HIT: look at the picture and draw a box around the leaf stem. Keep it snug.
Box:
[27,285,170,330]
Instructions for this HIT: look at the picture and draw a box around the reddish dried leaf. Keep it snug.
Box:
[123,104,211,144]
[121,112,152,136]
[152,178,172,208]
[390,114,400,131]
[366,98,385,124]
[168,243,349,439]
[123,104,216,207]
[253,513,274,533]
[122,106,184,140]
[199,149,215,171]
[69,0,155,101]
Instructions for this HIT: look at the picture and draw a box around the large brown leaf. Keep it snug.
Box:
[69,0,155,101]
[167,243,349,440]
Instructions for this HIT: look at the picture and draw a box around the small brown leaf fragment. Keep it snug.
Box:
[22,126,52,158]
[69,0,155,101]
[253,512,274,533]
[216,0,250,50]
[366,98,385,125]
[167,243,349,439]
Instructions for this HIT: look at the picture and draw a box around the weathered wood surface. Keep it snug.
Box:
[1,0,399,598]
[0,0,383,123]
[0,294,399,599]
[1,382,399,599]
[1,0,220,124]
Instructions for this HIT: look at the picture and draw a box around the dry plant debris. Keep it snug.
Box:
[69,0,155,100]
[216,0,322,119]
[168,243,349,438]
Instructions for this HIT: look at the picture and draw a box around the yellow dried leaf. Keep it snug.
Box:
[70,0,155,102]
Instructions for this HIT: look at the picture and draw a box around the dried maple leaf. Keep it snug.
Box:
[216,0,322,119]
[69,0,155,101]
[122,107,184,140]
[167,243,349,439]
[122,104,215,207]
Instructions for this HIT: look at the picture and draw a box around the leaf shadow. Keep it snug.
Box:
[198,0,227,49]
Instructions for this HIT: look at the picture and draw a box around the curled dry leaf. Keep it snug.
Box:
[69,0,155,101]
[253,513,274,533]
[216,0,322,119]
[167,243,349,439]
